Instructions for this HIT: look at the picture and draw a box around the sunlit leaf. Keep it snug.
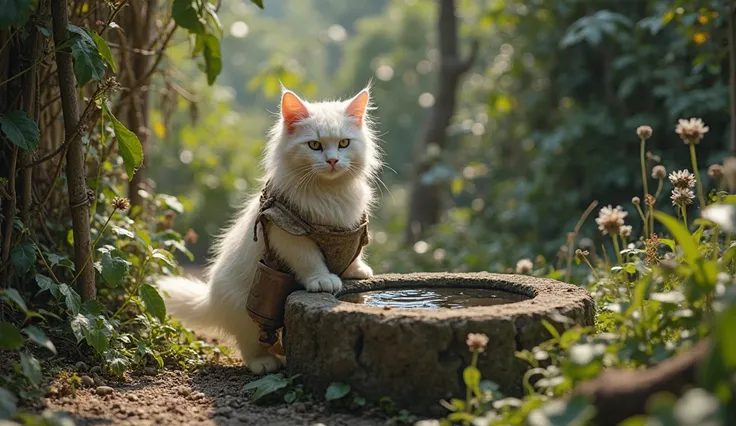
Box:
[172,0,205,33]
[90,30,116,72]
[23,326,56,354]
[102,103,143,179]
[101,250,130,287]
[244,373,289,402]
[201,33,222,85]
[140,284,166,322]
[67,24,106,85]
[1,288,28,312]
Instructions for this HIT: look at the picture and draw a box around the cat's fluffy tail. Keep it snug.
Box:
[157,276,216,330]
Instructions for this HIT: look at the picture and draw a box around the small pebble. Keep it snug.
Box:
[189,391,205,401]
[80,375,95,388]
[214,406,233,417]
[112,402,121,410]
[144,367,157,376]
[96,386,114,396]
[127,394,139,402]
[276,407,289,416]
[93,376,106,386]
[90,366,102,374]
[75,361,88,372]
[293,403,306,413]
[176,386,191,397]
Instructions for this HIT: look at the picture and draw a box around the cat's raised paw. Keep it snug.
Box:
[342,260,374,279]
[305,273,342,293]
[246,355,283,374]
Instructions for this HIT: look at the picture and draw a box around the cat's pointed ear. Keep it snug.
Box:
[346,89,370,127]
[281,90,309,132]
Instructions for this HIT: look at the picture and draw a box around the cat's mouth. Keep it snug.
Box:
[318,166,347,179]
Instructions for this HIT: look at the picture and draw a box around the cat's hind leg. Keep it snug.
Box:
[231,320,282,374]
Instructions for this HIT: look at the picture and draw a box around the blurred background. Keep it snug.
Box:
[147,0,730,275]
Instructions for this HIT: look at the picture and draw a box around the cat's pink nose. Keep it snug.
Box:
[326,158,338,167]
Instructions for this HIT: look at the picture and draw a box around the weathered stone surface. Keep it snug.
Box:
[284,272,594,414]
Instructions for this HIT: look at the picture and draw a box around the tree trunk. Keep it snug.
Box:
[52,0,96,301]
[126,0,157,210]
[404,0,477,244]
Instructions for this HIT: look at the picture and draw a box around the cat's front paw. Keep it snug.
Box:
[342,260,374,280]
[304,273,342,293]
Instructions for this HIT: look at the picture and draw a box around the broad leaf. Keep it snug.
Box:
[59,284,82,315]
[85,326,109,353]
[104,349,129,376]
[101,250,130,287]
[201,33,222,85]
[325,382,351,401]
[70,313,90,343]
[1,288,28,312]
[244,374,289,402]
[140,284,166,322]
[103,103,143,179]
[67,24,106,85]
[90,31,116,72]
[10,242,36,275]
[81,299,106,315]
[0,110,40,151]
[0,386,18,419]
[0,0,37,29]
[35,274,59,297]
[23,326,56,354]
[172,0,205,33]
[463,366,481,389]
[0,322,24,350]
[20,351,41,385]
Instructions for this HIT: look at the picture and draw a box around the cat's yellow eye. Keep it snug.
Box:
[307,140,322,151]
[338,139,350,148]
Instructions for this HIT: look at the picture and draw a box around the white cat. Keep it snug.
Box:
[158,86,381,374]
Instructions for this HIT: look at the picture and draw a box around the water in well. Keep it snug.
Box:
[339,287,529,309]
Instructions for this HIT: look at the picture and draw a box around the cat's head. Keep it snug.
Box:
[264,86,381,186]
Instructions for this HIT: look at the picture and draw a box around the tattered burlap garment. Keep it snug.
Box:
[246,182,369,349]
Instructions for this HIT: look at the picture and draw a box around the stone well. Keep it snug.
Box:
[283,273,594,414]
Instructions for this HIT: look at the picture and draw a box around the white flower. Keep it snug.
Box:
[595,205,628,235]
[675,117,709,145]
[669,169,696,189]
[515,258,534,274]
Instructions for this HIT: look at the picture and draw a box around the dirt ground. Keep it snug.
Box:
[38,266,403,426]
[43,354,393,426]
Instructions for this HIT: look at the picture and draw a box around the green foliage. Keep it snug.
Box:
[0,111,40,151]
[325,382,351,401]
[66,24,108,86]
[90,31,117,72]
[244,373,302,403]
[0,0,36,29]
[102,103,143,179]
[172,0,224,86]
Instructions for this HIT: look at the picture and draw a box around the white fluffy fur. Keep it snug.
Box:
[158,87,381,374]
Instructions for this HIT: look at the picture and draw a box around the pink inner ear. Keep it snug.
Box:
[346,90,369,126]
[281,91,309,132]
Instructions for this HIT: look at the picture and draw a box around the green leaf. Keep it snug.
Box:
[541,319,560,339]
[463,366,481,389]
[102,103,143,179]
[325,382,351,401]
[0,322,24,350]
[140,284,166,322]
[717,305,736,369]
[104,349,129,376]
[85,326,109,353]
[172,0,205,33]
[0,110,40,151]
[0,0,37,29]
[0,386,18,419]
[201,33,222,85]
[250,0,264,8]
[20,351,41,385]
[35,274,59,296]
[10,242,36,275]
[90,31,117,72]
[244,373,289,402]
[151,249,176,268]
[101,250,130,287]
[22,326,56,354]
[59,284,82,315]
[70,313,90,343]
[67,24,106,86]
[654,212,700,265]
[1,288,28,312]
[81,299,106,316]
